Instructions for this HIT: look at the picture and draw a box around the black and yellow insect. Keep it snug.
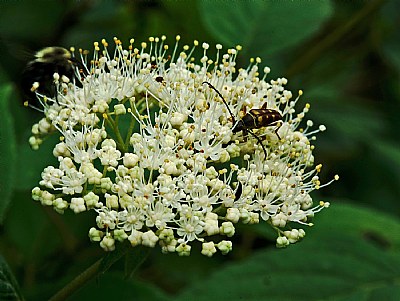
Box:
[203,81,282,157]
[21,47,86,106]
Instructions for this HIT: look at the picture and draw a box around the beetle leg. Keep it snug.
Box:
[274,121,282,140]
[247,129,267,158]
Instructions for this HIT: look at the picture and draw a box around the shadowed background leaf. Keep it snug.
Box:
[198,1,333,57]
[176,203,400,301]
[0,254,23,301]
[0,84,16,222]
[0,0,399,300]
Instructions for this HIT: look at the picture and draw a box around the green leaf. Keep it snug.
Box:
[4,191,53,258]
[15,135,58,191]
[0,1,64,41]
[320,102,383,139]
[303,87,387,157]
[198,0,333,56]
[0,84,16,222]
[176,203,400,301]
[313,201,400,249]
[0,254,23,301]
[370,141,400,176]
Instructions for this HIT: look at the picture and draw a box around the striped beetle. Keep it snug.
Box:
[203,82,282,157]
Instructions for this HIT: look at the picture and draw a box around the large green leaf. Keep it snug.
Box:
[310,202,400,250]
[0,254,23,301]
[176,203,400,301]
[0,84,16,222]
[198,0,333,56]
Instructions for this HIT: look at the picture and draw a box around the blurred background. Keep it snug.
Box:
[0,0,399,300]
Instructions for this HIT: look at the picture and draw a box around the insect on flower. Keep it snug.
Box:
[21,46,87,106]
[202,81,282,157]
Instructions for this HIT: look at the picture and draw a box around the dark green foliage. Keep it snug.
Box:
[0,1,399,300]
[0,85,16,222]
[0,254,23,301]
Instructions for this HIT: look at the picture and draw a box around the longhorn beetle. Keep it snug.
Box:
[202,82,282,158]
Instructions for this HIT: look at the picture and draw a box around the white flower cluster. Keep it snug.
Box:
[30,36,338,255]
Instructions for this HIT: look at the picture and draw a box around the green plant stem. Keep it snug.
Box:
[105,115,127,153]
[124,114,136,147]
[286,0,387,77]
[48,250,126,301]
[48,258,104,301]
[48,245,151,301]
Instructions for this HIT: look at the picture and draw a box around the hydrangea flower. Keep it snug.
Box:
[30,36,338,256]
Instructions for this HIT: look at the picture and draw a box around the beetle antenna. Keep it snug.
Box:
[202,81,236,123]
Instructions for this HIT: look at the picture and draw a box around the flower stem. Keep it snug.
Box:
[105,114,127,153]
[124,113,136,147]
[49,244,149,301]
[48,257,104,301]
